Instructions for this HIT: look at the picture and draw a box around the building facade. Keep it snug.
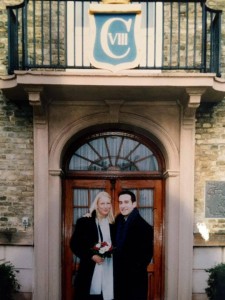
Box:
[0,0,225,299]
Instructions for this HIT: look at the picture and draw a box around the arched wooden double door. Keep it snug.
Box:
[62,131,164,300]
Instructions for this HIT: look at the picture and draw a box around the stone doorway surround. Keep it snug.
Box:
[1,71,225,300]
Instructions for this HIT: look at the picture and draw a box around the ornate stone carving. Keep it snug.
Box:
[24,86,47,124]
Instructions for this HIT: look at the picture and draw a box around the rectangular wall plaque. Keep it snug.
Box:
[205,181,225,218]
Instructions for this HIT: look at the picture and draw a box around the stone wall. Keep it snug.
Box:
[207,0,225,76]
[1,0,225,74]
[0,0,224,241]
[0,1,8,75]
[0,1,225,298]
[0,90,33,243]
[195,99,225,234]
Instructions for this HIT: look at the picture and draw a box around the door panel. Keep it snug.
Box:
[62,178,163,300]
[63,180,112,300]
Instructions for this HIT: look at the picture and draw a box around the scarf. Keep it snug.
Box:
[115,208,139,252]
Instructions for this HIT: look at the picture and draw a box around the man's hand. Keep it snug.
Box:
[92,255,104,264]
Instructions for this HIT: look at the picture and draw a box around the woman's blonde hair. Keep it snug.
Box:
[89,191,114,224]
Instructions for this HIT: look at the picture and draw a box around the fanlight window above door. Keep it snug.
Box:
[68,133,160,171]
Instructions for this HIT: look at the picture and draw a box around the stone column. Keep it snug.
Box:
[26,87,49,300]
[164,170,180,300]
[48,169,63,300]
[178,88,206,300]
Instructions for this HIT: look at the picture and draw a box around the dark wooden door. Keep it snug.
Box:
[62,178,164,300]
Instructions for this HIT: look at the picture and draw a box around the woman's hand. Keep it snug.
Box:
[92,255,104,265]
[83,213,91,218]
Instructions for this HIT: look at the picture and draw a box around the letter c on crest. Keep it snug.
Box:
[101,18,132,59]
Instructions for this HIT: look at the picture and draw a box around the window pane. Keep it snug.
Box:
[73,189,88,206]
[73,208,88,224]
[69,155,89,170]
[120,138,139,157]
[139,208,154,226]
[106,136,122,156]
[139,189,154,207]
[69,133,159,172]
[90,189,103,204]
[89,138,107,158]
[77,144,99,161]
[73,188,104,224]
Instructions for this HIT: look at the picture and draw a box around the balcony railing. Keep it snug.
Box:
[7,0,222,75]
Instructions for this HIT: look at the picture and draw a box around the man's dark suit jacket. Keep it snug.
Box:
[114,208,153,300]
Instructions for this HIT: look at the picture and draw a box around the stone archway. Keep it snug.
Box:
[32,100,196,299]
[47,116,181,299]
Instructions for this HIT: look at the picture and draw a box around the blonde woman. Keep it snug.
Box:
[70,192,115,300]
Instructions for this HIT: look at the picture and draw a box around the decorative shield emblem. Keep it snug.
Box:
[89,4,142,72]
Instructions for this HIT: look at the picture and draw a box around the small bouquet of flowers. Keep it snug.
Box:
[91,241,114,258]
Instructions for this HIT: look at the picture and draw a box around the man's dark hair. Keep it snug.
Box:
[118,190,136,203]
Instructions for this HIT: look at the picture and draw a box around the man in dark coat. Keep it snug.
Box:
[114,190,153,300]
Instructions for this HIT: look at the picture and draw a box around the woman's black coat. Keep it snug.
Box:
[70,212,115,300]
[114,208,153,300]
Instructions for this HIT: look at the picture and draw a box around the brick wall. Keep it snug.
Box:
[0,1,8,75]
[0,0,225,239]
[207,0,225,76]
[195,99,225,234]
[2,0,225,74]
[0,90,33,241]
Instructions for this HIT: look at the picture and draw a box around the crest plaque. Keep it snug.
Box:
[89,3,142,72]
